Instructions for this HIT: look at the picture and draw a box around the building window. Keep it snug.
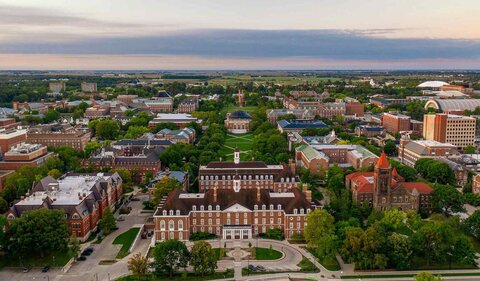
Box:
[160,220,165,230]
[169,220,174,230]
[178,220,183,230]
[192,205,197,211]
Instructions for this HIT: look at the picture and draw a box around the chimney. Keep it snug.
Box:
[256,185,261,201]
[306,190,312,203]
[213,187,217,202]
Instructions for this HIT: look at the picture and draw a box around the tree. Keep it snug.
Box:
[431,184,465,214]
[48,169,62,179]
[152,177,182,205]
[464,210,480,239]
[43,109,61,123]
[465,145,476,154]
[99,207,116,235]
[190,240,217,276]
[304,209,338,259]
[0,216,8,248]
[95,119,120,140]
[70,235,81,261]
[110,168,132,185]
[413,221,454,265]
[128,252,149,280]
[387,233,412,270]
[0,197,8,214]
[152,239,189,278]
[415,272,443,281]
[84,141,102,158]
[383,141,397,156]
[380,209,407,231]
[7,209,69,257]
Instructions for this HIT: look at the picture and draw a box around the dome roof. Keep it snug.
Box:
[425,99,480,112]
[229,110,252,119]
[417,81,450,88]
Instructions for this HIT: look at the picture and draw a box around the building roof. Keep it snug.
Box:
[418,81,450,88]
[156,188,314,216]
[228,110,252,120]
[277,119,328,130]
[425,99,480,112]
[376,151,390,169]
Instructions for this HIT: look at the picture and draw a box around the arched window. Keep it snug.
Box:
[178,220,183,230]
[192,205,196,211]
[176,210,180,216]
[169,220,174,230]
[169,210,174,216]
[160,220,165,230]
[162,210,167,216]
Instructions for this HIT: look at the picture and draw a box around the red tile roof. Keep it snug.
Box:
[375,151,390,169]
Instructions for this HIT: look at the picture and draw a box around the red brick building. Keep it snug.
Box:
[0,143,53,171]
[0,118,21,130]
[382,112,411,133]
[27,123,92,151]
[199,149,297,192]
[0,128,27,154]
[346,152,433,212]
[6,172,123,241]
[154,183,317,241]
[345,101,364,117]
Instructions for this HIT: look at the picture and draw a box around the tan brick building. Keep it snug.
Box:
[423,113,476,149]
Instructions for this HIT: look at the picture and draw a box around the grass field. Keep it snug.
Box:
[113,227,140,259]
[224,104,258,114]
[117,270,234,281]
[219,133,254,161]
[0,249,74,269]
[254,247,283,260]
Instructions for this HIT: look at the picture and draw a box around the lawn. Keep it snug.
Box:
[0,249,74,268]
[305,247,341,271]
[253,247,283,260]
[113,227,140,259]
[116,270,234,281]
[224,104,258,114]
[297,257,319,272]
[220,133,254,161]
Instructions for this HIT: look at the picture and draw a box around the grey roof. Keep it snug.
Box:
[278,119,329,130]
[425,99,480,112]
[228,110,252,120]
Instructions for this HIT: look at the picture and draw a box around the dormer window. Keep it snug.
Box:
[300,209,304,214]
[216,205,220,211]
[192,205,197,211]
[163,210,167,216]
[294,208,298,214]
[200,205,204,211]
[277,204,281,210]
[176,210,180,216]
[269,204,273,210]
[262,204,266,210]
[169,210,174,216]
[208,205,212,211]
[254,205,258,210]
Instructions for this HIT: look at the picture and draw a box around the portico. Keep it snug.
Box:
[222,225,252,240]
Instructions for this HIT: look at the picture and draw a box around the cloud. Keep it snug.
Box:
[0,29,479,62]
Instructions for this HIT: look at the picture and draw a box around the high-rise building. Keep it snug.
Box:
[81,82,97,92]
[423,113,476,149]
[382,112,411,133]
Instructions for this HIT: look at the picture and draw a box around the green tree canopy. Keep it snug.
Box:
[152,239,189,278]
[190,240,217,276]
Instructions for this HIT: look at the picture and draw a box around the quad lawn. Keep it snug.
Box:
[113,227,140,259]
[219,133,254,161]
[253,247,283,260]
[224,104,257,114]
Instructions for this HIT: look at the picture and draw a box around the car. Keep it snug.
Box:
[81,250,91,256]
[42,266,50,273]
[85,247,94,252]
[84,248,94,254]
[78,256,87,261]
[22,267,30,273]
[256,265,266,271]
[247,265,257,271]
[117,216,125,221]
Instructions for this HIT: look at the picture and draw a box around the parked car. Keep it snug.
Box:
[42,266,50,273]
[81,250,91,256]
[247,265,257,271]
[85,247,94,253]
[117,215,125,221]
[78,256,87,261]
[256,265,266,271]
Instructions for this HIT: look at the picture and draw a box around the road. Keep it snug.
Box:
[0,192,152,281]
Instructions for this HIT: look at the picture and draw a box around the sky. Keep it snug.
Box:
[1,0,480,70]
